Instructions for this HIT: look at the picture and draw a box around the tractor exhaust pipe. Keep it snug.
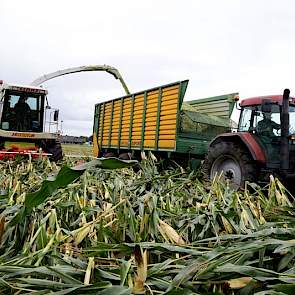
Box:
[280,88,290,171]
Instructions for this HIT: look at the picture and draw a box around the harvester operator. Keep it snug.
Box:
[14,96,31,131]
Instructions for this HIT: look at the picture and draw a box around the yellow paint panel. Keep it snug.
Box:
[160,109,177,116]
[146,102,158,109]
[142,136,156,140]
[144,130,156,136]
[122,107,132,113]
[161,95,178,103]
[146,103,177,114]
[133,107,144,113]
[162,85,179,93]
[159,119,177,126]
[135,94,144,99]
[133,109,144,114]
[146,97,159,104]
[158,140,175,149]
[93,133,98,156]
[147,90,158,96]
[145,113,157,119]
[133,115,143,121]
[102,118,111,123]
[121,119,132,125]
[104,110,114,115]
[121,125,130,130]
[121,131,130,136]
[132,121,143,126]
[160,114,177,121]
[145,118,157,123]
[161,100,178,108]
[112,118,121,123]
[145,124,157,130]
[96,82,183,151]
[111,122,121,128]
[159,129,176,135]
[158,135,176,140]
[144,140,156,147]
[132,126,149,132]
[146,98,159,105]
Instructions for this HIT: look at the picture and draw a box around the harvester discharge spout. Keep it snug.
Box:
[30,65,130,95]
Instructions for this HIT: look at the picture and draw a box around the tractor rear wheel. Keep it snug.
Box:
[202,141,257,189]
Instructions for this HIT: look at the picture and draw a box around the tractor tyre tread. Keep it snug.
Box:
[202,141,257,187]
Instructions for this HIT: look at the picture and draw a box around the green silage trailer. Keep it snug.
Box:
[92,80,238,166]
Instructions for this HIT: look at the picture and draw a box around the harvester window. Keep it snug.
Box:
[1,92,44,132]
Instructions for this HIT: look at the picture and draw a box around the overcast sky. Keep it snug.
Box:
[1,0,295,136]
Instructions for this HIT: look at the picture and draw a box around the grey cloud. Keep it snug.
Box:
[1,0,295,135]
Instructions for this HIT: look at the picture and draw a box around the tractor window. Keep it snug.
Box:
[239,104,295,136]
[254,105,281,137]
[238,107,252,131]
[239,105,281,136]
[1,92,44,132]
[289,106,295,134]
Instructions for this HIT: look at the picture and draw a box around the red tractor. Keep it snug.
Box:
[203,89,295,190]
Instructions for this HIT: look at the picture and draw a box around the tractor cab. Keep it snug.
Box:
[238,95,295,137]
[238,95,295,170]
[0,81,47,133]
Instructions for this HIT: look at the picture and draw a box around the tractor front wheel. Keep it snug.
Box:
[202,141,257,189]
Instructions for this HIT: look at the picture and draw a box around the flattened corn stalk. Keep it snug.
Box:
[0,155,293,294]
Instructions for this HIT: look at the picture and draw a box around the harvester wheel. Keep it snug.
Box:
[202,141,257,189]
[44,140,63,162]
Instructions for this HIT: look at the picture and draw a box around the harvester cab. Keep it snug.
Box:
[204,89,295,190]
[0,64,130,161]
[0,80,62,161]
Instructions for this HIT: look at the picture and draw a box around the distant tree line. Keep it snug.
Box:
[61,135,93,144]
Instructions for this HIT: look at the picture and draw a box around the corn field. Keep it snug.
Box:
[0,155,294,294]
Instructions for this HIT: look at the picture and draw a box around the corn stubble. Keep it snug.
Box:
[0,155,294,294]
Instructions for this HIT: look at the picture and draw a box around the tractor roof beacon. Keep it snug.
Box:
[203,89,295,190]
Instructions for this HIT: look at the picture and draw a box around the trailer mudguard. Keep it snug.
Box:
[209,132,266,164]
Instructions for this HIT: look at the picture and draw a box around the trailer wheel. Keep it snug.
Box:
[44,140,63,162]
[202,141,257,189]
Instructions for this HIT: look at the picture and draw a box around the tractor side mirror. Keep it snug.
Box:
[261,99,272,113]
[53,110,59,121]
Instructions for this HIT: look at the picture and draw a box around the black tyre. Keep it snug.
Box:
[202,141,257,189]
[45,140,63,162]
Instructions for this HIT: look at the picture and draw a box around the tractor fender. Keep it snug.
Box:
[209,133,266,164]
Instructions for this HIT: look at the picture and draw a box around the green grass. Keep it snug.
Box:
[62,144,93,157]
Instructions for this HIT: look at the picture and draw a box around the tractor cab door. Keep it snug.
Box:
[0,91,45,132]
[239,104,281,168]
